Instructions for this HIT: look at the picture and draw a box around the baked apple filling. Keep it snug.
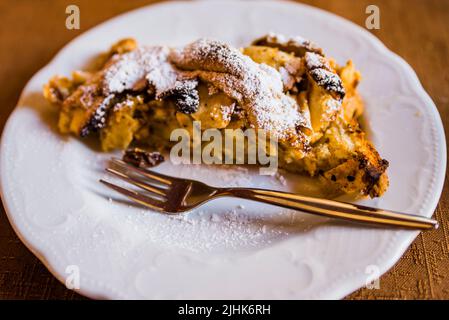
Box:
[43,33,389,198]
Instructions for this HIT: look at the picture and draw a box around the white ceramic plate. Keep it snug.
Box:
[0,0,446,299]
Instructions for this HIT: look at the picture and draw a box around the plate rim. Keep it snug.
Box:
[0,0,446,299]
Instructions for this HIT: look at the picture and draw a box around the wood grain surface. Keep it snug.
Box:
[0,0,448,300]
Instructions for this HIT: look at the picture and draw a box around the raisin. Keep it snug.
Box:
[80,94,115,137]
[123,148,164,168]
[295,79,308,92]
[309,69,345,99]
[160,80,200,114]
[172,88,200,114]
[347,175,355,182]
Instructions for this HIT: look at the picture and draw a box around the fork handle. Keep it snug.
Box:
[218,188,438,230]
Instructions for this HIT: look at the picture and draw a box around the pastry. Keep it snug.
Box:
[43,34,389,197]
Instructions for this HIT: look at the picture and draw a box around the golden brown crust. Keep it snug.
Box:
[322,143,389,198]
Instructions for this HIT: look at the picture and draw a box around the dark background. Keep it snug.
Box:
[0,0,448,299]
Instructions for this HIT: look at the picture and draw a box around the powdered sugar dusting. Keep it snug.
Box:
[171,39,307,139]
[102,46,193,99]
[102,38,308,140]
[103,46,170,94]
[305,52,330,71]
[305,52,345,98]
[94,161,319,253]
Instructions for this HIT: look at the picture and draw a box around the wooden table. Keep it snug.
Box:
[0,0,448,300]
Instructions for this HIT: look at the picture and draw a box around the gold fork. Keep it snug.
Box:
[100,159,438,230]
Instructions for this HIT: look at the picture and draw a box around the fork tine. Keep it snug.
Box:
[111,158,173,185]
[106,167,167,197]
[100,179,165,211]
